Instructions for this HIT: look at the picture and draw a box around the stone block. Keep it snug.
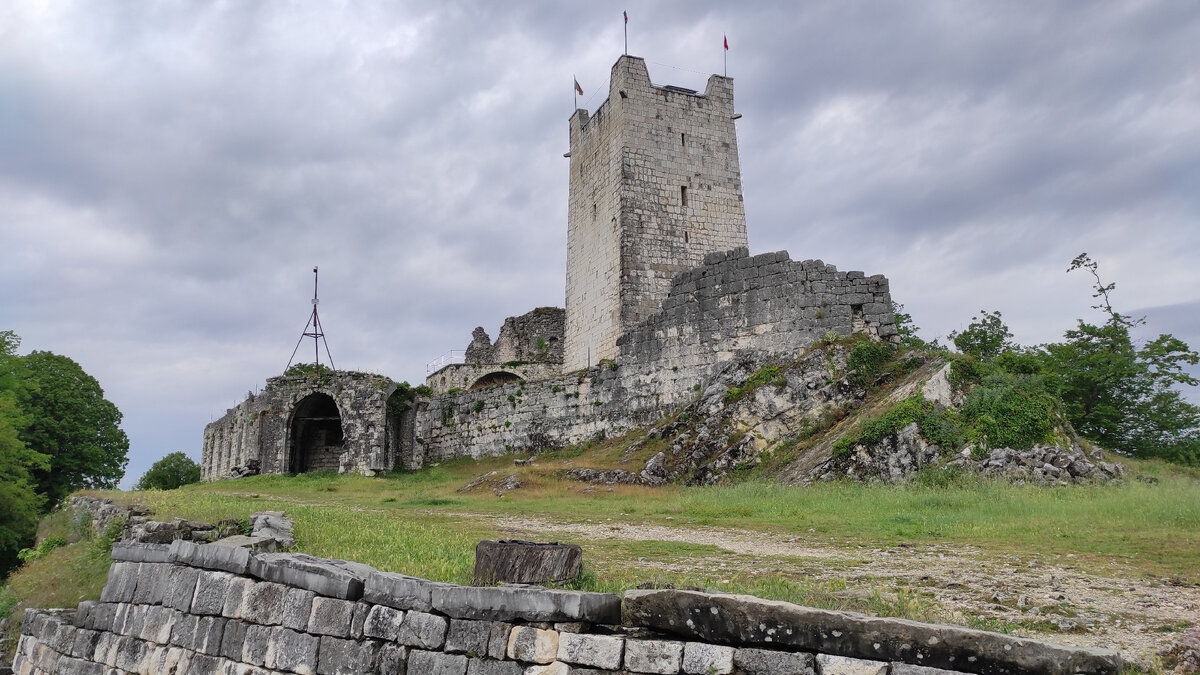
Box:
[624,639,683,674]
[733,647,815,674]
[487,622,513,660]
[137,605,179,644]
[432,585,621,624]
[621,588,1121,675]
[193,615,227,655]
[70,628,102,659]
[244,580,289,626]
[363,570,453,612]
[446,618,491,656]
[222,575,256,618]
[466,658,524,675]
[250,510,296,549]
[556,631,623,670]
[190,570,234,615]
[362,604,405,640]
[99,562,139,603]
[307,596,356,637]
[379,643,408,673]
[282,586,317,631]
[815,654,888,675]
[163,565,202,612]
[524,664,570,675]
[408,649,469,675]
[350,601,371,639]
[250,553,376,601]
[395,610,448,650]
[682,642,734,674]
[221,620,248,661]
[110,541,172,563]
[473,540,582,585]
[211,534,278,552]
[112,635,147,672]
[242,623,273,666]
[169,539,255,575]
[316,636,380,674]
[891,665,963,675]
[187,653,228,674]
[146,645,193,675]
[508,626,559,665]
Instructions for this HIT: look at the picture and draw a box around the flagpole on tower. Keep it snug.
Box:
[624,10,629,55]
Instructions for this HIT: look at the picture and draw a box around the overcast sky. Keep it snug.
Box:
[2,2,1197,487]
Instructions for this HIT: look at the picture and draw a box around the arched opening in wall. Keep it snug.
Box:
[289,393,344,473]
[469,371,522,391]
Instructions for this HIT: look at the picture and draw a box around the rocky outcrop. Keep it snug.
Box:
[951,444,1127,484]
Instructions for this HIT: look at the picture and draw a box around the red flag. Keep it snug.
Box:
[624,10,628,23]
[724,34,729,50]
[574,77,583,96]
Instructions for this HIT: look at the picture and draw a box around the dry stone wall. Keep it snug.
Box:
[12,541,1120,674]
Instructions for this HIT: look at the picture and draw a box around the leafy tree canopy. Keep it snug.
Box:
[1037,254,1199,463]
[18,350,129,507]
[134,451,201,491]
[0,330,47,578]
[949,310,1015,361]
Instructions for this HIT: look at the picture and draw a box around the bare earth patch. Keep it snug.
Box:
[487,513,1198,668]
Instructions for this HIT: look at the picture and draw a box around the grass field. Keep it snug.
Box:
[3,450,1198,661]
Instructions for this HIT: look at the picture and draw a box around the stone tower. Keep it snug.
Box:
[563,55,748,372]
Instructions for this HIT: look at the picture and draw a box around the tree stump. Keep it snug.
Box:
[474,540,583,586]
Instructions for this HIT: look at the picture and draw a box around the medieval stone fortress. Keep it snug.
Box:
[200,55,898,481]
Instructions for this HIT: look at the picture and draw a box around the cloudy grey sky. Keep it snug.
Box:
[2,2,1198,486]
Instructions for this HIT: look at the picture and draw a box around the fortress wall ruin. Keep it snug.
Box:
[12,540,1119,675]
[412,248,896,466]
[201,372,406,480]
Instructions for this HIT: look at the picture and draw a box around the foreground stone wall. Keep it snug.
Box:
[11,540,1119,675]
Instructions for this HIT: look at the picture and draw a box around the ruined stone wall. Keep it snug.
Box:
[565,56,749,372]
[463,308,565,367]
[413,248,895,466]
[12,540,1119,675]
[425,363,561,396]
[201,372,407,480]
[617,247,896,374]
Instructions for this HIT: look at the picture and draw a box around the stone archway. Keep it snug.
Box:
[469,371,522,390]
[289,393,344,473]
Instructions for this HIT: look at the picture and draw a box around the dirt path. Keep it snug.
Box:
[484,513,1197,668]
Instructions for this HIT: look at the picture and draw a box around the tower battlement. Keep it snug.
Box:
[564,55,748,372]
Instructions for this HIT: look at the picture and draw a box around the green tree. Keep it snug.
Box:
[1039,254,1200,463]
[134,451,201,491]
[949,310,1015,360]
[18,351,129,507]
[0,331,47,578]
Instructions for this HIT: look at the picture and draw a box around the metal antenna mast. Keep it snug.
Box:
[286,266,336,373]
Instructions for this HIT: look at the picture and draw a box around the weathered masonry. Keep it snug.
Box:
[202,371,416,480]
[12,539,1120,674]
[201,54,897,478]
[565,55,749,372]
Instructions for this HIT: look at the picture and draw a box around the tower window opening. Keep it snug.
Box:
[681,132,686,147]
[681,186,688,207]
[684,231,690,243]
